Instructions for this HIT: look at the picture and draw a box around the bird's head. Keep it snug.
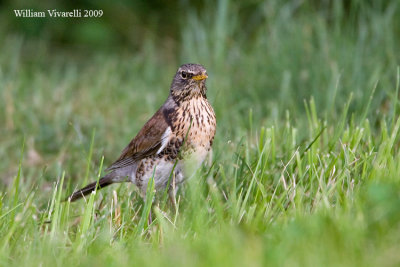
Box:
[170,63,208,102]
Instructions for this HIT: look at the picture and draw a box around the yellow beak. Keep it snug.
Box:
[192,74,208,81]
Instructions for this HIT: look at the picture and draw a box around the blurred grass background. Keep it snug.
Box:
[1,0,400,266]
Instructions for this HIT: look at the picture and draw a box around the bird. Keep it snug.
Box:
[68,63,216,203]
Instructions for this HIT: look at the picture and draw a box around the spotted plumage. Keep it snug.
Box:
[68,63,216,201]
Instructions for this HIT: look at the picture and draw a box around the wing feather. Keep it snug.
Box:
[106,107,171,171]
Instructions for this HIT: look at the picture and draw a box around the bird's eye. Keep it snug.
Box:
[181,71,188,79]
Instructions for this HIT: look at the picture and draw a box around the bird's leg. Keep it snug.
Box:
[168,172,177,212]
[169,187,177,212]
[148,210,153,226]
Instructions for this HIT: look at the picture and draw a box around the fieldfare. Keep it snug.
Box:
[68,63,216,202]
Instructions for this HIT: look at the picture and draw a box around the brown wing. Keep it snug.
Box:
[105,107,169,171]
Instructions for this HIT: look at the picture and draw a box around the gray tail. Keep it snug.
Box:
[67,176,114,202]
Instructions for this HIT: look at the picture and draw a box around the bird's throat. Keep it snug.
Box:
[172,84,207,103]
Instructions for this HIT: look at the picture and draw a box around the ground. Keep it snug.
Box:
[1,1,400,266]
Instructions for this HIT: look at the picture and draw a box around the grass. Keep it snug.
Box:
[1,0,400,266]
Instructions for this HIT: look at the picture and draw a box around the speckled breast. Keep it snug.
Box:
[174,97,216,171]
